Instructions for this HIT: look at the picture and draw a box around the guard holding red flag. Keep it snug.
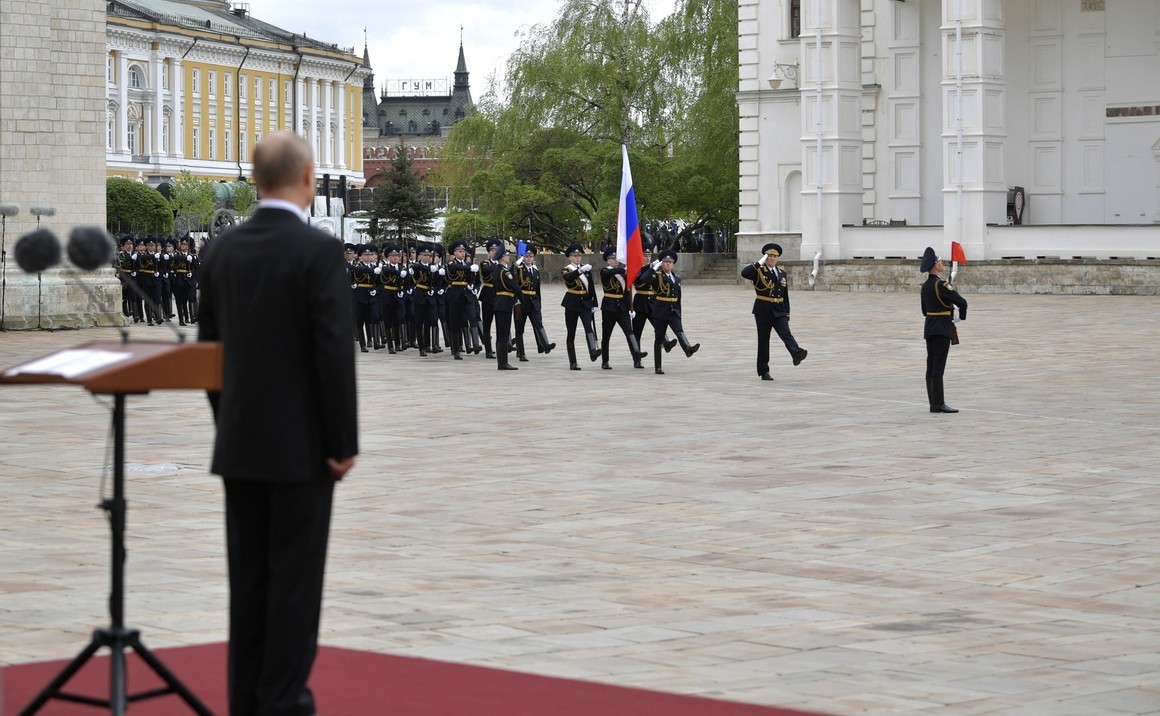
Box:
[741,243,807,380]
[920,246,968,413]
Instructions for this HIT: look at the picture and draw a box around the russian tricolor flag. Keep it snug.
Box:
[616,144,644,287]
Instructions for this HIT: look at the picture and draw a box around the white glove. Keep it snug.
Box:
[130,253,137,260]
[406,288,413,295]
[591,306,598,314]
[351,283,357,289]
[162,253,170,260]
[130,271,137,277]
[629,310,636,319]
[470,264,479,273]
[186,254,193,261]
[399,269,408,277]
[397,291,404,298]
[650,259,661,270]
[153,252,161,259]
[438,267,446,276]
[428,264,438,272]
[370,289,377,296]
[373,266,382,274]
[580,264,592,273]
[437,288,445,295]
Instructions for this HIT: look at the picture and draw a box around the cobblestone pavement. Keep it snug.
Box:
[1,285,1158,715]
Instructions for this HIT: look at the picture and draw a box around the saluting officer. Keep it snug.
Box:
[641,249,699,375]
[740,242,807,381]
[920,246,968,413]
[492,244,522,370]
[514,245,554,359]
[560,242,600,370]
[599,247,647,369]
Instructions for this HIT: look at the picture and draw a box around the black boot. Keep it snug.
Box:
[483,334,495,359]
[534,325,555,354]
[793,348,808,366]
[654,349,664,375]
[585,329,600,362]
[515,334,529,362]
[930,378,958,413]
[627,334,646,369]
[676,331,700,357]
[663,337,677,353]
[387,326,397,354]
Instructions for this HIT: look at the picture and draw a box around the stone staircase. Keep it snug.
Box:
[685,254,740,285]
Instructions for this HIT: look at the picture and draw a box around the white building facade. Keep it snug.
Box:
[738,0,1160,261]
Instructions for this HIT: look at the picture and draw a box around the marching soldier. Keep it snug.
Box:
[159,238,177,322]
[631,241,655,343]
[430,244,447,354]
[920,246,968,413]
[114,236,140,322]
[514,245,554,360]
[443,240,477,360]
[560,242,600,370]
[377,244,408,354]
[134,237,163,325]
[641,249,699,375]
[409,243,438,356]
[478,239,501,358]
[170,236,199,326]
[492,244,521,370]
[740,242,807,381]
[350,245,382,352]
[599,247,647,369]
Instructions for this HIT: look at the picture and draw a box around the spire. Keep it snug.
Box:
[362,27,371,68]
[454,32,469,91]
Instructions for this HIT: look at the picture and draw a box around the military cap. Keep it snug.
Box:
[432,243,444,257]
[384,244,400,255]
[357,244,375,256]
[417,242,432,255]
[565,242,584,257]
[658,249,678,263]
[523,244,538,256]
[344,243,357,252]
[920,246,938,273]
[762,243,782,257]
[163,238,177,248]
[493,243,507,260]
[486,238,503,250]
[602,246,617,261]
[448,240,468,253]
[641,241,652,254]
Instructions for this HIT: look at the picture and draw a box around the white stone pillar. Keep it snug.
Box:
[308,79,319,154]
[942,0,1007,260]
[150,50,163,157]
[117,52,129,155]
[173,57,184,158]
[321,80,332,167]
[799,0,863,260]
[336,82,346,169]
[294,75,305,138]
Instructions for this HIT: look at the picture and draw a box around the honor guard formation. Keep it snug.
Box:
[113,234,202,327]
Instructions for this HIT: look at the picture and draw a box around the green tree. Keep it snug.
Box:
[168,170,216,237]
[230,181,256,218]
[106,177,173,236]
[369,145,437,246]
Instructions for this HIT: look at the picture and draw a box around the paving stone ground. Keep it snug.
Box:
[1,284,1158,715]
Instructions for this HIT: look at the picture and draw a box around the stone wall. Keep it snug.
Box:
[1,0,111,330]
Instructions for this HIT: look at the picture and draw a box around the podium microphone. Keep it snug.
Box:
[13,228,61,273]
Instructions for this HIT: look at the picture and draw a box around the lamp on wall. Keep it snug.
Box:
[768,60,800,90]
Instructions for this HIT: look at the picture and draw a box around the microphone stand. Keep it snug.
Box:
[1,214,8,331]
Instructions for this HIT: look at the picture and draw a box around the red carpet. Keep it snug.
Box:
[2,643,828,715]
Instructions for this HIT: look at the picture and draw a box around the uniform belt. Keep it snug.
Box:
[356,283,373,288]
[605,292,624,298]
[566,289,587,295]
[174,269,190,274]
[138,269,155,274]
[656,296,678,302]
[756,295,784,303]
[636,290,655,296]
[496,291,515,297]
[482,282,493,288]
[925,311,951,316]
[414,283,430,290]
[451,281,468,286]
[520,290,536,296]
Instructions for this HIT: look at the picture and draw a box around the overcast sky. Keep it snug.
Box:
[245,0,676,99]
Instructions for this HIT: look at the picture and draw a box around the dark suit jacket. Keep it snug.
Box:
[560,265,597,311]
[740,262,791,318]
[198,207,358,483]
[921,274,968,339]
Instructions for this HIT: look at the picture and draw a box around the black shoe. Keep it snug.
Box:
[498,363,518,371]
[570,363,581,371]
[664,339,677,353]
[545,343,555,353]
[388,347,396,355]
[930,404,959,413]
[793,349,808,366]
[634,361,644,369]
[518,355,530,362]
[485,350,496,359]
[453,354,463,360]
[760,373,774,381]
[601,362,612,370]
[655,368,665,375]
[179,321,187,326]
[419,349,428,357]
[360,347,369,353]
[684,343,700,357]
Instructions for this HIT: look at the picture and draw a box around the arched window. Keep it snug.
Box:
[128,65,143,89]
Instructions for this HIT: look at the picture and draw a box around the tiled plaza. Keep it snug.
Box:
[1,284,1158,715]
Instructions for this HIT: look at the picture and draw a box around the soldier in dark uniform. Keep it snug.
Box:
[410,243,438,356]
[343,243,357,268]
[560,242,600,370]
[134,237,163,325]
[170,236,198,326]
[376,244,408,353]
[160,238,177,322]
[430,244,448,353]
[443,240,475,360]
[631,241,655,343]
[350,245,382,352]
[640,249,699,375]
[514,245,554,360]
[492,244,521,370]
[740,242,807,380]
[478,239,500,358]
[920,246,968,413]
[599,247,647,369]
[114,236,138,322]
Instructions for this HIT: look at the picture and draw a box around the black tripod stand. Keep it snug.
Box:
[20,393,213,716]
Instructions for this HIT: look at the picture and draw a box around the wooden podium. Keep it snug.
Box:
[1,340,222,716]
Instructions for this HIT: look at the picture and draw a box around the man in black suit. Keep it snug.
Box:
[740,242,807,381]
[920,246,968,413]
[198,131,358,716]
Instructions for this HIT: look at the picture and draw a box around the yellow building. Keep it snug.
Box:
[106,0,368,188]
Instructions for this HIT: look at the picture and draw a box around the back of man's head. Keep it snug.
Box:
[252,132,314,195]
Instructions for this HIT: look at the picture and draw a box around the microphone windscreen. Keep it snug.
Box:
[14,229,62,273]
[67,226,116,271]
[0,205,18,218]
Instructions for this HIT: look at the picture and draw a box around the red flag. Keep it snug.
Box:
[950,241,967,264]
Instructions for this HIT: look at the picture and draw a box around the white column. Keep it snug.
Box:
[117,52,129,156]
[321,80,333,167]
[942,0,1007,259]
[173,57,184,158]
[799,0,863,260]
[151,50,164,157]
[294,75,305,138]
[308,78,318,152]
[336,82,346,169]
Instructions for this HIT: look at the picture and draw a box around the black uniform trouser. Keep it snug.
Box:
[224,476,333,716]
[495,308,513,365]
[160,278,173,318]
[413,302,436,348]
[354,301,381,346]
[755,313,801,376]
[564,307,596,364]
[631,296,652,341]
[601,309,635,362]
[137,276,162,322]
[926,335,950,381]
[446,297,468,352]
[481,294,495,345]
[515,305,546,346]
